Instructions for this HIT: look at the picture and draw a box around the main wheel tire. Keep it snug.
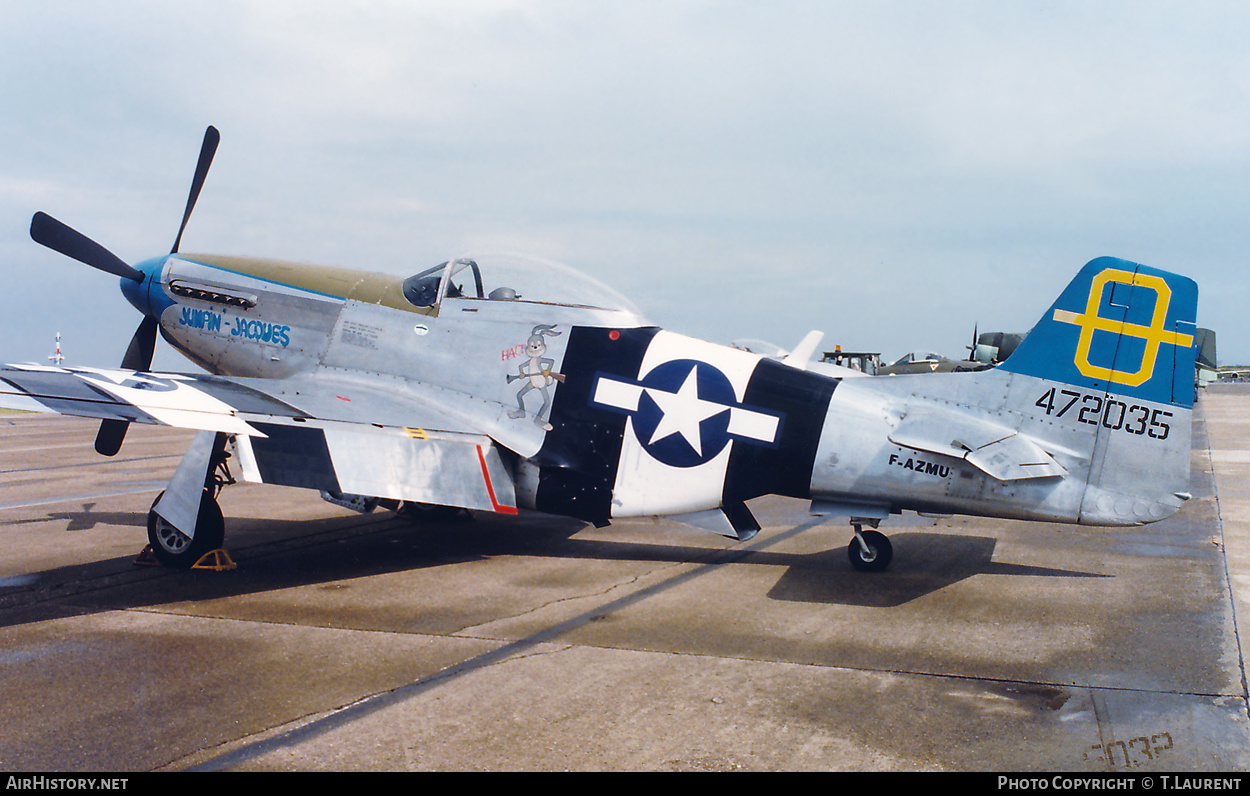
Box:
[146,491,225,569]
[848,530,893,572]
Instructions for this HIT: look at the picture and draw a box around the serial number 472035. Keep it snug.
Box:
[1035,387,1172,440]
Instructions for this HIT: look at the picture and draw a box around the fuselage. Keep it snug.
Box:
[130,252,1193,530]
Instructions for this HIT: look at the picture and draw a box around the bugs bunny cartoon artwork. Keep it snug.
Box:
[507,324,565,431]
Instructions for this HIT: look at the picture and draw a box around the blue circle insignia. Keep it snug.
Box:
[630,359,736,468]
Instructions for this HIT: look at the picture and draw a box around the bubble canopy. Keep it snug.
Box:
[402,255,643,316]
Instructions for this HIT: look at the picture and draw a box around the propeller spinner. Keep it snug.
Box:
[29,126,220,456]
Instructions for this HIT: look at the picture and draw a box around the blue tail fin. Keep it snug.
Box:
[999,257,1198,409]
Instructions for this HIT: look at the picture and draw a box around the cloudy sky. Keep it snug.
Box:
[1,0,1247,373]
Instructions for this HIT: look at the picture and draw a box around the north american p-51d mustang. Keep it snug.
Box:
[2,127,1199,571]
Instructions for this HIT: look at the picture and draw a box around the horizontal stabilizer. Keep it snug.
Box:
[888,410,1066,481]
[963,434,1068,481]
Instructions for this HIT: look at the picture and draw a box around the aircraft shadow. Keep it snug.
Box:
[3,504,144,533]
[0,508,663,628]
[765,531,1108,608]
[0,509,1108,627]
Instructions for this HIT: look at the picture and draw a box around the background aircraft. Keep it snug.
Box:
[0,128,1200,574]
[1193,328,1217,388]
[967,327,1215,394]
[875,327,1027,376]
[970,330,1026,367]
[877,349,987,375]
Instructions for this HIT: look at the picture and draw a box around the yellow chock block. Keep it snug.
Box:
[192,549,237,571]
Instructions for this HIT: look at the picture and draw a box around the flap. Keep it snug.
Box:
[233,421,517,515]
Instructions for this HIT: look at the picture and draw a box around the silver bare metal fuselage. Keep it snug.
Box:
[809,371,1189,527]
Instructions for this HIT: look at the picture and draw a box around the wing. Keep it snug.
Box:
[0,364,520,514]
[0,364,270,436]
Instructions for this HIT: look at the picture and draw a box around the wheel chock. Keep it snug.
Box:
[133,545,162,567]
[192,549,236,571]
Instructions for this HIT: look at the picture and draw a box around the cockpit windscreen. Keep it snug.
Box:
[403,255,641,315]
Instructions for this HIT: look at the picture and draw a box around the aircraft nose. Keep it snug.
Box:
[119,256,167,318]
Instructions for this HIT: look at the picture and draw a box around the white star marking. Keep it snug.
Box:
[644,366,729,455]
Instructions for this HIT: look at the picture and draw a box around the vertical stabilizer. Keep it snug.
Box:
[999,257,1198,524]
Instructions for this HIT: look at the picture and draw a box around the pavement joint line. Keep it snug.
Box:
[0,452,181,475]
[185,517,828,771]
[1202,401,1250,720]
[0,484,169,512]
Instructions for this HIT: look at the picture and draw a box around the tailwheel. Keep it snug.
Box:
[848,526,893,572]
[146,490,225,569]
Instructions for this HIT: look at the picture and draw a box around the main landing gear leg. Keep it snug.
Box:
[146,431,234,569]
[847,519,893,572]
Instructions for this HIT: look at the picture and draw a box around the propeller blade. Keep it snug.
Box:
[120,315,158,371]
[30,212,144,283]
[94,419,130,457]
[171,125,220,254]
[43,128,218,456]
[95,317,159,457]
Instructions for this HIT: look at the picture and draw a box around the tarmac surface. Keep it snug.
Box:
[0,385,1248,772]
